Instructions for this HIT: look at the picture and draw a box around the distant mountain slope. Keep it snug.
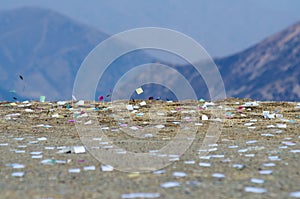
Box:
[0,7,160,101]
[215,21,300,101]
[0,7,299,101]
[0,7,108,100]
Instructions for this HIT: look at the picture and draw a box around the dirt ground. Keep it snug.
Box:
[0,99,299,199]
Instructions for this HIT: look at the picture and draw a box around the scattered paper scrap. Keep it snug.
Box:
[250,178,265,184]
[73,146,86,154]
[184,160,195,164]
[268,156,281,161]
[243,102,259,107]
[263,111,275,119]
[135,87,143,95]
[160,182,180,188]
[173,172,186,177]
[76,100,84,106]
[121,193,160,199]
[232,164,245,170]
[153,170,165,175]
[69,168,80,173]
[126,105,134,111]
[39,96,46,102]
[6,163,25,169]
[139,101,146,106]
[277,124,287,128]
[199,162,211,167]
[101,165,114,172]
[244,186,267,193]
[201,115,208,121]
[155,124,165,129]
[12,172,25,177]
[212,173,225,178]
[290,191,300,198]
[259,170,273,175]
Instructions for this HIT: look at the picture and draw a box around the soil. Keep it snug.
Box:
[0,99,299,199]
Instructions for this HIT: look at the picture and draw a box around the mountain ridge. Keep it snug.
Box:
[0,7,299,101]
[215,21,300,101]
[0,7,109,101]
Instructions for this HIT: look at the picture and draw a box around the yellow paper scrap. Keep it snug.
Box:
[135,87,143,95]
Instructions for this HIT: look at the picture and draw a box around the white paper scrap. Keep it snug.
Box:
[32,155,43,159]
[245,154,255,157]
[155,125,165,129]
[153,170,165,175]
[263,163,276,167]
[184,160,195,164]
[73,146,86,154]
[282,141,296,146]
[37,137,47,141]
[12,172,25,177]
[244,102,259,107]
[69,168,80,173]
[277,124,287,128]
[173,172,186,177]
[251,178,265,184]
[30,151,42,155]
[244,187,267,193]
[126,105,134,111]
[261,133,274,137]
[232,164,245,169]
[139,101,146,106]
[199,162,211,167]
[84,120,92,125]
[101,165,114,172]
[84,166,96,171]
[57,101,67,105]
[15,150,25,153]
[289,191,300,198]
[8,163,25,169]
[268,156,281,161]
[130,126,139,130]
[45,146,55,150]
[212,173,225,178]
[144,134,153,138]
[122,193,160,199]
[160,182,180,188]
[76,100,84,106]
[201,115,208,121]
[238,149,248,153]
[228,145,239,149]
[259,170,273,175]
[199,156,211,160]
[246,140,257,144]
[290,150,300,153]
[211,154,225,158]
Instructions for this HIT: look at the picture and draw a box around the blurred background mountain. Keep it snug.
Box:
[0,6,299,101]
[216,22,300,101]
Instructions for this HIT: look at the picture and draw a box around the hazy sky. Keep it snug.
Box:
[1,0,300,57]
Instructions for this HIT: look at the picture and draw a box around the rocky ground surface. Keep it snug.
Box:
[0,99,299,199]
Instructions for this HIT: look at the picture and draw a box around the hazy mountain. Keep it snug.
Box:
[216,21,300,101]
[0,7,161,101]
[0,7,108,101]
[0,7,299,102]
